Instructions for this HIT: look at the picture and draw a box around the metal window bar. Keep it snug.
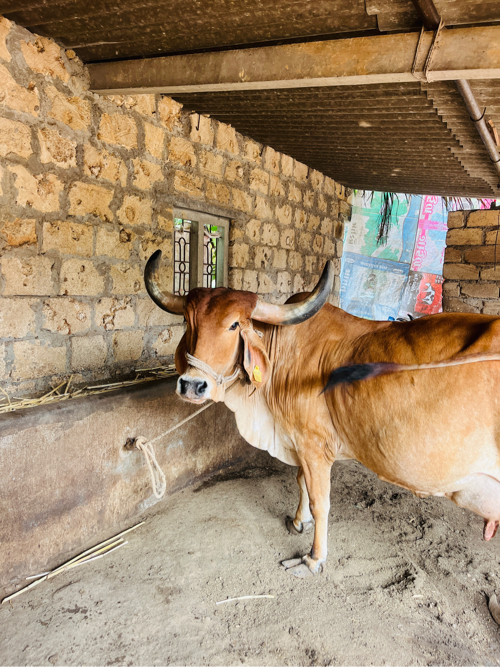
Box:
[172,210,229,295]
[203,225,221,288]
[173,218,191,296]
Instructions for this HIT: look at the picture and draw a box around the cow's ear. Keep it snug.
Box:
[175,332,188,375]
[241,328,271,388]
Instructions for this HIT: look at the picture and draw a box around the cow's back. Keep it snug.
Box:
[323,312,500,495]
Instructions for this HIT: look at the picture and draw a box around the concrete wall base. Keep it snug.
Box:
[0,379,268,598]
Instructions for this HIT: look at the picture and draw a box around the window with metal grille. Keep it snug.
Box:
[173,208,229,296]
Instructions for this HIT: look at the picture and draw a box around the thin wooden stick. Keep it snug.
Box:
[45,382,67,397]
[2,522,145,603]
[216,595,275,605]
[65,541,128,569]
[39,382,67,405]
[3,543,129,603]
[2,576,48,603]
[0,386,11,406]
[47,522,145,579]
[52,539,124,574]
[135,366,169,372]
[27,538,126,580]
[87,381,128,389]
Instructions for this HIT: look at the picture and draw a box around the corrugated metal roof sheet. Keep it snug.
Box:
[2,0,498,62]
[173,83,499,197]
[2,0,500,197]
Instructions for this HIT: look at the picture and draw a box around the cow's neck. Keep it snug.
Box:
[223,375,300,466]
[222,310,381,466]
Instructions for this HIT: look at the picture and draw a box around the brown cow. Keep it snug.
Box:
[145,250,500,578]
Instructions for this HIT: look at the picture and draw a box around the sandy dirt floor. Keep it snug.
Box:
[1,458,500,666]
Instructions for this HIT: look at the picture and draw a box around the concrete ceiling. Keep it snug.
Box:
[3,0,500,197]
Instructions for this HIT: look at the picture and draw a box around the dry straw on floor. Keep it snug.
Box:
[0,365,178,415]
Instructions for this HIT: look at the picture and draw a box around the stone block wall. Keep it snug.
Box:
[0,16,350,399]
[443,209,500,314]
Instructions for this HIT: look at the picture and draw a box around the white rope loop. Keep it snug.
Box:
[134,328,266,498]
[134,401,215,499]
[135,436,167,499]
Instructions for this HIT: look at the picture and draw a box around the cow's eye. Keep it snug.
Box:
[229,322,239,331]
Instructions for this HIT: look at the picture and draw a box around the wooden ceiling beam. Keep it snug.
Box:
[88,25,500,95]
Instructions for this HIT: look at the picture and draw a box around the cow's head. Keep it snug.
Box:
[144,250,334,404]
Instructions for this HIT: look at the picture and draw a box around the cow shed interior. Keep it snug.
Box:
[1,1,500,664]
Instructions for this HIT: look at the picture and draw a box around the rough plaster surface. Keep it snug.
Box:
[0,15,350,400]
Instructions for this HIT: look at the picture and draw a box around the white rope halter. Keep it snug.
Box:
[185,352,242,386]
[185,328,263,386]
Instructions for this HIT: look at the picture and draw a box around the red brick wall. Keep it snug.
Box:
[443,209,500,314]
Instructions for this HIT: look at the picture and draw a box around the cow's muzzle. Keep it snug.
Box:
[177,376,209,402]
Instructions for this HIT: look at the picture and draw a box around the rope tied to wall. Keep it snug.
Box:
[132,401,215,499]
[133,355,250,498]
[134,436,167,499]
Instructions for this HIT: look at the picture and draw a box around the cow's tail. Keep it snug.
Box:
[323,352,500,393]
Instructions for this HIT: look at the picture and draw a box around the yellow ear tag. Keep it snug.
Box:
[253,365,262,383]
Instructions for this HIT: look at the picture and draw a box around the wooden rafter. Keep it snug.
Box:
[88,26,500,95]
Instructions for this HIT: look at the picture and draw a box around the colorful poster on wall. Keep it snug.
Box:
[340,192,499,321]
[344,192,412,262]
[410,196,448,275]
[398,271,444,319]
[340,252,410,321]
[400,195,422,264]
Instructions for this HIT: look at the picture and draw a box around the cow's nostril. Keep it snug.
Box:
[195,380,207,396]
[179,378,188,394]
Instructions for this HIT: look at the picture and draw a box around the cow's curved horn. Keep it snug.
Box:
[144,250,186,315]
[251,260,334,325]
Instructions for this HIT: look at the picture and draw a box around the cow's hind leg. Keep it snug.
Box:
[282,457,332,578]
[449,474,500,540]
[286,466,314,535]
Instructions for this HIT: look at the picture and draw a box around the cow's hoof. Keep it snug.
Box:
[286,516,314,535]
[489,592,500,626]
[281,558,313,578]
[281,555,324,578]
[286,563,313,578]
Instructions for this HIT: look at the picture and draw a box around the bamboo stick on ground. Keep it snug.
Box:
[46,521,145,579]
[47,539,124,578]
[1,522,145,604]
[1,576,49,603]
[65,541,128,569]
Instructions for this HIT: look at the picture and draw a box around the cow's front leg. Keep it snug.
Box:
[282,457,332,578]
[286,466,314,535]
